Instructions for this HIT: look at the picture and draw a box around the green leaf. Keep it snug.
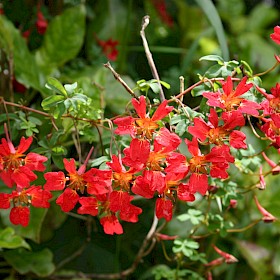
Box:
[91,156,110,167]
[0,16,47,95]
[199,54,224,63]
[64,82,78,94]
[41,95,65,111]
[194,0,229,60]
[3,248,55,277]
[177,209,204,225]
[0,228,30,250]
[45,77,68,97]
[36,5,86,71]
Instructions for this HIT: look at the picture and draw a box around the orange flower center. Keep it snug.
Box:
[135,118,159,139]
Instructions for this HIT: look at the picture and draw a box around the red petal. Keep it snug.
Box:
[0,193,11,209]
[100,214,123,235]
[63,158,77,174]
[10,206,30,227]
[151,100,173,121]
[28,187,52,208]
[44,171,66,191]
[189,173,208,195]
[17,136,33,154]
[132,96,146,119]
[156,198,173,221]
[270,26,280,44]
[56,188,79,212]
[78,197,99,216]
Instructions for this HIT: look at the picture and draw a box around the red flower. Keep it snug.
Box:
[107,155,135,190]
[152,0,173,27]
[44,147,111,211]
[260,118,280,149]
[109,191,142,223]
[78,197,99,216]
[56,188,80,212]
[0,131,47,189]
[270,26,280,44]
[122,138,150,171]
[100,214,123,235]
[96,37,119,61]
[258,83,280,128]
[156,198,173,221]
[114,96,173,139]
[203,76,260,115]
[36,6,48,35]
[132,170,165,198]
[188,109,246,149]
[10,206,30,227]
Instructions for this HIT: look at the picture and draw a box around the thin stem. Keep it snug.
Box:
[227,219,262,233]
[254,60,280,77]
[140,15,165,102]
[104,62,137,99]
[247,115,268,140]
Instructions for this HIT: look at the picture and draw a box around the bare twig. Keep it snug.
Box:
[140,15,165,102]
[104,62,137,99]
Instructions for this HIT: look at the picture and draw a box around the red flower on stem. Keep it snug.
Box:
[44,147,112,212]
[0,186,52,227]
[270,25,280,44]
[114,96,173,139]
[36,5,48,35]
[0,125,48,189]
[96,37,119,61]
[188,108,247,149]
[203,76,260,115]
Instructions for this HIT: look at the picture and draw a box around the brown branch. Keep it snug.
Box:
[140,15,165,102]
[104,62,137,99]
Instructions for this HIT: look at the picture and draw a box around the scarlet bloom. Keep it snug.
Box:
[100,214,123,235]
[152,0,173,27]
[114,96,173,139]
[109,191,142,223]
[203,76,260,115]
[258,83,280,128]
[156,197,173,221]
[0,132,47,189]
[10,206,30,227]
[44,147,111,212]
[270,26,280,44]
[0,186,52,227]
[107,155,136,191]
[260,118,280,149]
[36,6,48,35]
[96,37,119,61]
[78,197,99,216]
[188,109,246,149]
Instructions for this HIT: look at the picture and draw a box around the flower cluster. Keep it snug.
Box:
[1,26,280,238]
[0,127,49,226]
